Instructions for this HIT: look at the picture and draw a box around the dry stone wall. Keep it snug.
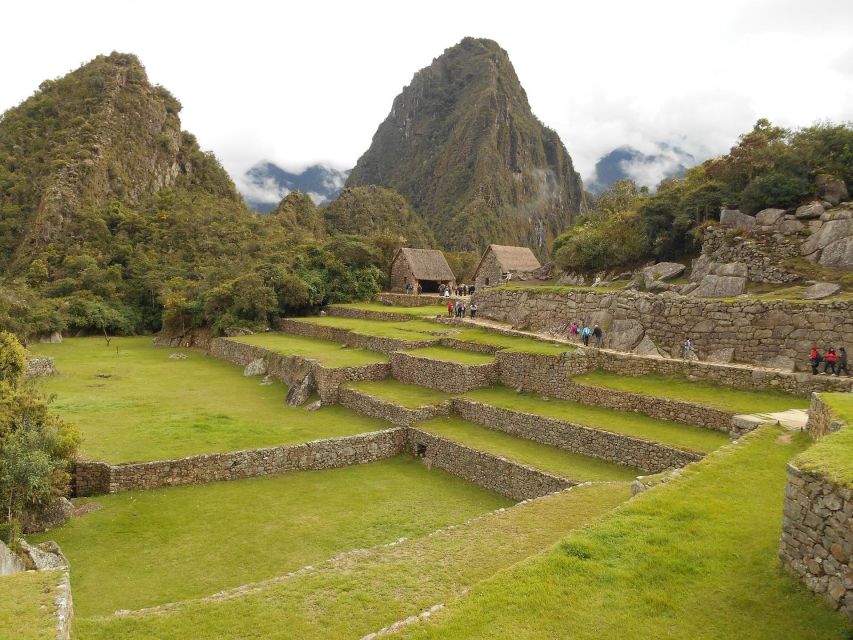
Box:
[375,293,446,307]
[338,387,451,426]
[474,287,853,373]
[391,352,498,393]
[278,318,439,353]
[451,398,701,473]
[326,306,420,321]
[25,356,57,377]
[406,428,572,500]
[806,393,847,439]
[73,429,406,494]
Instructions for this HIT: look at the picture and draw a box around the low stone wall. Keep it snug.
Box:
[25,356,57,377]
[439,338,503,355]
[390,352,498,393]
[806,393,847,439]
[325,305,421,322]
[278,318,439,353]
[780,464,853,618]
[406,428,572,501]
[338,387,451,426]
[451,399,701,473]
[73,429,406,494]
[495,350,587,396]
[209,338,390,403]
[375,293,446,307]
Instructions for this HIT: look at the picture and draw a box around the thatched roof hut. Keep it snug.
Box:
[473,244,541,287]
[390,248,456,292]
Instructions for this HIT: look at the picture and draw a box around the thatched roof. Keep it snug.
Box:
[482,244,541,272]
[394,248,455,281]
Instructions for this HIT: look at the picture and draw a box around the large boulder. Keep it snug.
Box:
[706,347,734,364]
[689,255,714,282]
[801,282,841,300]
[37,331,63,344]
[633,336,664,358]
[795,202,825,219]
[713,262,748,278]
[0,541,26,576]
[642,262,686,282]
[816,175,849,206]
[690,274,747,298]
[286,373,314,407]
[801,218,853,267]
[764,355,796,372]
[606,320,645,351]
[755,208,786,226]
[243,358,267,377]
[18,540,68,571]
[22,497,73,534]
[719,209,756,230]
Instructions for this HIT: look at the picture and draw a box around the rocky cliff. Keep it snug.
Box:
[347,37,586,253]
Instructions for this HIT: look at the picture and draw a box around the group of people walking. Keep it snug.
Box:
[809,344,849,376]
[448,300,477,318]
[405,282,421,295]
[568,322,603,347]
[439,283,475,297]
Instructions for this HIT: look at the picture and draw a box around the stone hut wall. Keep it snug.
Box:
[474,249,503,289]
[390,352,499,393]
[780,464,853,618]
[474,287,853,372]
[389,253,418,293]
[338,387,452,426]
[73,429,406,494]
[406,428,572,501]
[451,398,701,473]
[25,356,57,377]
[278,318,439,353]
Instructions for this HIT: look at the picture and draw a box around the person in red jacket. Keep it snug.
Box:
[447,301,454,318]
[824,347,838,375]
[809,344,821,375]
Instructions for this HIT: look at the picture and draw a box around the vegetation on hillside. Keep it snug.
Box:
[555,119,853,272]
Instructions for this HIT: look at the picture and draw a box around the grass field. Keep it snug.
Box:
[445,327,573,356]
[332,302,447,317]
[416,417,640,481]
[0,570,63,640]
[465,386,728,454]
[345,379,450,408]
[230,333,388,367]
[796,392,853,486]
[397,426,851,640]
[75,483,630,639]
[405,346,496,364]
[29,337,390,464]
[295,316,444,339]
[573,370,808,414]
[30,457,511,617]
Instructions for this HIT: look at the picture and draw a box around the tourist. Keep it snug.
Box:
[438,283,445,295]
[569,322,579,342]
[463,284,468,296]
[581,324,591,347]
[593,324,603,348]
[809,344,821,375]
[461,302,467,317]
[824,347,838,375]
[406,282,413,295]
[837,347,850,376]
[455,300,462,318]
[470,302,478,319]
[683,337,695,359]
[443,287,450,298]
[417,283,422,295]
[469,284,475,295]
[447,301,454,318]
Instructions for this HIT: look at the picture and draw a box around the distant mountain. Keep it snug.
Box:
[347,37,586,253]
[589,143,695,194]
[240,161,350,212]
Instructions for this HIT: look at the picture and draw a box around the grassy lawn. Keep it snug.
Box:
[0,570,62,640]
[464,386,728,454]
[30,457,511,618]
[446,327,573,356]
[29,338,390,464]
[331,302,446,317]
[75,483,630,640]
[231,333,388,368]
[397,426,851,640]
[294,316,445,340]
[796,392,853,486]
[405,346,496,365]
[573,370,808,414]
[416,417,640,482]
[345,379,449,408]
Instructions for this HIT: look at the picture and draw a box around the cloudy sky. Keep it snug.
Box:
[3,0,853,191]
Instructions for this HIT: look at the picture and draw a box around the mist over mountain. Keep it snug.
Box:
[588,143,696,194]
[239,161,350,212]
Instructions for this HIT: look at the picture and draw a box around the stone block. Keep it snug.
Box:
[801,282,841,300]
[690,275,747,298]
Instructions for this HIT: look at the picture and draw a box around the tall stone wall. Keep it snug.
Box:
[390,352,498,393]
[474,287,853,372]
[406,428,572,501]
[338,387,451,426]
[73,429,406,494]
[451,399,701,473]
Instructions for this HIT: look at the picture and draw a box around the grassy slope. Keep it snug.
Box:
[574,370,808,414]
[796,393,853,486]
[346,379,449,408]
[231,333,388,367]
[465,386,728,454]
[406,346,495,364]
[333,302,446,317]
[417,417,640,482]
[32,457,510,617]
[447,327,573,355]
[0,570,62,640]
[397,426,851,640]
[76,483,630,640]
[30,337,389,464]
[296,316,444,339]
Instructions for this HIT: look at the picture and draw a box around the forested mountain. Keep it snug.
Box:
[347,37,586,253]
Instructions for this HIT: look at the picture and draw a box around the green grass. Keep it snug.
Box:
[29,337,390,464]
[345,379,450,408]
[0,570,63,640]
[405,346,495,364]
[331,302,447,317]
[417,417,640,481]
[295,316,445,340]
[464,386,728,454]
[446,327,573,356]
[573,370,808,414]
[231,333,388,368]
[31,457,511,618]
[796,393,853,487]
[397,426,851,640]
[75,483,630,640]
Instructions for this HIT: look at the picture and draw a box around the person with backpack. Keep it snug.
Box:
[581,324,592,347]
[470,302,478,319]
[592,324,603,348]
[809,344,821,375]
[683,337,696,360]
[569,322,579,342]
[837,347,850,376]
[824,347,838,375]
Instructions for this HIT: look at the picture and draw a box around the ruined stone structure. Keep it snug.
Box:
[25,356,57,377]
[474,244,542,288]
[389,248,456,293]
